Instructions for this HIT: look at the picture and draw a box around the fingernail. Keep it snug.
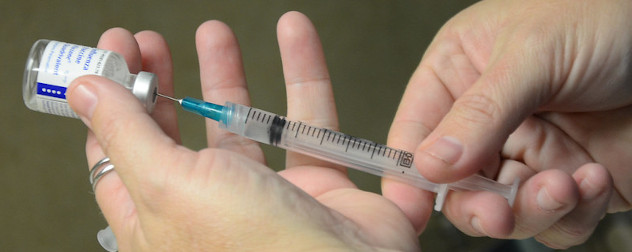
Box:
[423,136,463,165]
[70,84,98,121]
[537,188,563,211]
[579,178,601,201]
[470,216,486,235]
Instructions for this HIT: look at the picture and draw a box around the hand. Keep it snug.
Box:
[67,12,420,251]
[384,0,631,249]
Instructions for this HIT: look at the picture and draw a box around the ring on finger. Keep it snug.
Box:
[90,157,115,192]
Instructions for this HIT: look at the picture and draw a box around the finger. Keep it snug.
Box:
[383,90,439,233]
[196,20,264,162]
[535,163,613,249]
[538,108,632,213]
[380,179,434,234]
[382,60,457,233]
[79,28,144,244]
[134,30,181,143]
[415,39,551,183]
[507,169,579,239]
[91,168,137,250]
[277,11,342,170]
[502,116,593,174]
[495,159,536,185]
[85,129,137,244]
[98,28,143,73]
[442,191,514,238]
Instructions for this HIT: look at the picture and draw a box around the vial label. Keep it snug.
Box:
[34,41,111,117]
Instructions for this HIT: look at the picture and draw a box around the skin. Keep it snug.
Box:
[384,0,631,249]
[67,12,420,251]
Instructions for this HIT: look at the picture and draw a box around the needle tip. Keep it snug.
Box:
[157,93,180,103]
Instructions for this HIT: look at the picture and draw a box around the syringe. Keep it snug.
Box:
[159,94,519,211]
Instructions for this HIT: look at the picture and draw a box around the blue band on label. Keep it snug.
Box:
[37,82,67,99]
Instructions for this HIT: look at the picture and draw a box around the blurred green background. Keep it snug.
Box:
[1,1,630,251]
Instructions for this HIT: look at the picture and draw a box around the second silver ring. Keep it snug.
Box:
[90,157,115,192]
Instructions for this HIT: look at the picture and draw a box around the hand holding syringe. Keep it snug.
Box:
[158,94,519,211]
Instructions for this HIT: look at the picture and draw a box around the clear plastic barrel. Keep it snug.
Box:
[219,102,519,210]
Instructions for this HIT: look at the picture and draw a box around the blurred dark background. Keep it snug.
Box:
[1,1,630,251]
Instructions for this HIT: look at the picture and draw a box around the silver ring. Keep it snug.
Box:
[90,157,115,191]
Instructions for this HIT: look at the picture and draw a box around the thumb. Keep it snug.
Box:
[67,75,180,200]
[416,50,549,183]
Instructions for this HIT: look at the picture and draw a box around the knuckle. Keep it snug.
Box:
[554,224,591,242]
[452,93,502,126]
[536,223,592,249]
[285,75,331,88]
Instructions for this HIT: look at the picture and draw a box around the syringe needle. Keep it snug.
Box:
[157,93,182,104]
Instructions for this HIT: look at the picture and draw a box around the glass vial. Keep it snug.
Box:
[23,39,158,118]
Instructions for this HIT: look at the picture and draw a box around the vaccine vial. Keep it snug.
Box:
[23,39,158,118]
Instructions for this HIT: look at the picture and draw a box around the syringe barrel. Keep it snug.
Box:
[218,102,442,191]
[219,102,279,145]
[218,102,518,207]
